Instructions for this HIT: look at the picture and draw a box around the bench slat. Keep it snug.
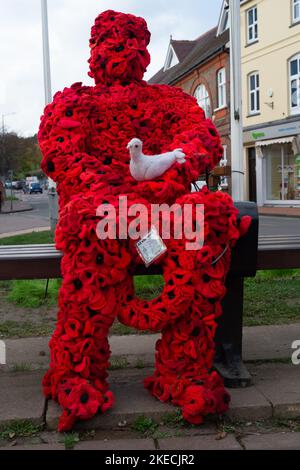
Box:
[0,236,300,280]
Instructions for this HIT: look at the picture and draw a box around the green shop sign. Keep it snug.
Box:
[252,131,266,140]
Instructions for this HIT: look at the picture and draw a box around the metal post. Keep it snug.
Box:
[41,0,58,232]
[9,170,13,212]
[41,0,52,105]
[229,0,245,201]
[214,202,258,388]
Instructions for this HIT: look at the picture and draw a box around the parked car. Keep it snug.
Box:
[12,180,24,190]
[5,181,12,189]
[29,182,43,194]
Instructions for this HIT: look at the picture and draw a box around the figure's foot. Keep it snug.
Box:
[43,371,114,432]
[145,371,230,426]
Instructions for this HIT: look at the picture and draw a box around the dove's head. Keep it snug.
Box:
[88,10,151,86]
[127,138,143,159]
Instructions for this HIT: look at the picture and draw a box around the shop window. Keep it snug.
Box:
[266,144,300,202]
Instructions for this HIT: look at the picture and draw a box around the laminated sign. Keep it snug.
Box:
[136,226,167,267]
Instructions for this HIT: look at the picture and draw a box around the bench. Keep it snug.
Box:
[1,202,300,388]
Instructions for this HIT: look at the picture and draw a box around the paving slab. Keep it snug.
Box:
[0,371,45,424]
[158,434,242,450]
[3,337,50,371]
[227,386,272,421]
[46,378,175,431]
[243,323,300,361]
[241,432,300,450]
[250,363,300,418]
[75,438,155,450]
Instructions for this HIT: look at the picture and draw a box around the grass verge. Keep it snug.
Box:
[0,231,53,245]
[6,279,60,308]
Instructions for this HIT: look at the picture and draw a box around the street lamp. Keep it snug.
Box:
[2,112,16,135]
[41,0,58,232]
[1,112,16,180]
[41,0,52,105]
[229,0,245,201]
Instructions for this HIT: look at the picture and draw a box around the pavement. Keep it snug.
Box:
[0,200,32,214]
[0,323,300,450]
[259,206,300,218]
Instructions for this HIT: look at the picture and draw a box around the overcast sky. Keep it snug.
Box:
[0,0,223,136]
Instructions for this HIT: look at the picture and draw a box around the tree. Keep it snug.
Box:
[0,132,42,180]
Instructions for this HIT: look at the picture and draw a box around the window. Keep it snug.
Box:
[247,6,258,44]
[217,68,226,108]
[166,49,173,69]
[293,0,300,23]
[217,0,229,36]
[163,45,179,71]
[194,84,211,118]
[248,72,260,115]
[289,54,300,114]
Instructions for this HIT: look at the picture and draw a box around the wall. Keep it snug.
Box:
[241,0,300,127]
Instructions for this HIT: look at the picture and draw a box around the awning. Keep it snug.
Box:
[255,136,300,157]
[255,136,296,147]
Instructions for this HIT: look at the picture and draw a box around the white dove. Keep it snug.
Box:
[127,138,186,181]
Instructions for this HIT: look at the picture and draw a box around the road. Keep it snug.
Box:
[0,191,50,235]
[0,191,300,237]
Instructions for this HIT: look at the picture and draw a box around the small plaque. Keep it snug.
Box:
[136,226,167,267]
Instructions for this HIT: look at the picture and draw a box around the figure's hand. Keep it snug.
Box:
[173,148,186,164]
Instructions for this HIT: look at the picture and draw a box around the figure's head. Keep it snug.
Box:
[88,10,151,85]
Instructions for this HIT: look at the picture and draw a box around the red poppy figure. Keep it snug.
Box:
[38,10,251,431]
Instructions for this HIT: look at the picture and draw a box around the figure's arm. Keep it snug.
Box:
[151,85,224,185]
[38,83,101,192]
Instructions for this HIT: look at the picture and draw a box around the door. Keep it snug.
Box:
[248,147,257,202]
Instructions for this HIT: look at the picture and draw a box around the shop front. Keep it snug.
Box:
[244,120,300,207]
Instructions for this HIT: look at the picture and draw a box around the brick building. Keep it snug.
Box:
[149,27,231,190]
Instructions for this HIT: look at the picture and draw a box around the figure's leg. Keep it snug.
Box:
[143,190,240,424]
[43,232,127,431]
[144,305,230,424]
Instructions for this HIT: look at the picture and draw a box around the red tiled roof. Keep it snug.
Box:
[149,27,229,85]
[171,39,197,62]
